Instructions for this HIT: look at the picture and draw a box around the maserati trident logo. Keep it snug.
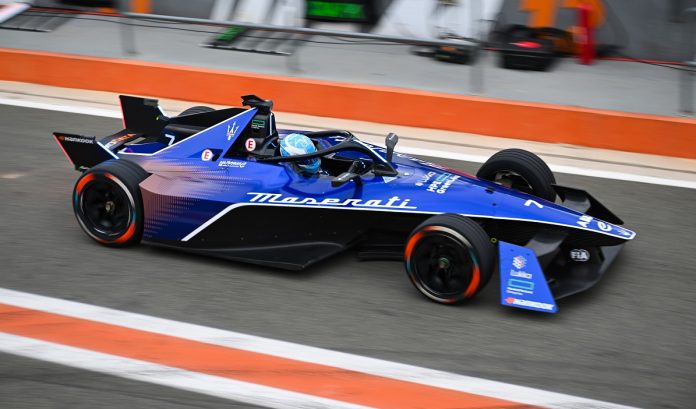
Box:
[227,122,239,140]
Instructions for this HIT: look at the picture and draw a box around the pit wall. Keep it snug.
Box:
[2,48,694,159]
[34,0,696,61]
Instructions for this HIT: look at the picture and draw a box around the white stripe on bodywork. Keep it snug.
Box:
[180,201,635,242]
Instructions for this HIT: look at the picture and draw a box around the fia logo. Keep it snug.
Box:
[569,249,590,262]
[227,122,239,141]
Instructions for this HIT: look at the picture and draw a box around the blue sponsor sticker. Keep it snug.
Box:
[499,241,557,313]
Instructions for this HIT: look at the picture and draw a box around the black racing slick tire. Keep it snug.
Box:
[179,106,214,116]
[73,160,148,247]
[477,148,557,202]
[405,214,495,304]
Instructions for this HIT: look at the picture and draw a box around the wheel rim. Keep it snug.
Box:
[80,179,132,237]
[493,170,534,194]
[409,231,475,298]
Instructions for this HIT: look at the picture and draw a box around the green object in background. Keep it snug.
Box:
[217,26,246,43]
[251,119,266,130]
[306,1,366,20]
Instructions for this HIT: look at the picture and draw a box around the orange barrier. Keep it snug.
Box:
[1,48,694,159]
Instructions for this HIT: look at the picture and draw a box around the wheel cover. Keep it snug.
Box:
[77,175,133,239]
[406,226,480,302]
[493,170,534,194]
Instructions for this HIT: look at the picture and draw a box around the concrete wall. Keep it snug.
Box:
[34,0,696,61]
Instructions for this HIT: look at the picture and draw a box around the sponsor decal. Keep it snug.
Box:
[251,119,265,130]
[415,172,459,194]
[201,149,214,161]
[218,160,246,168]
[510,270,532,279]
[226,122,239,141]
[60,136,94,144]
[499,242,557,313]
[576,215,617,234]
[512,255,526,270]
[105,133,136,148]
[577,215,593,228]
[569,249,590,262]
[507,279,534,291]
[427,173,459,194]
[505,297,555,312]
[415,171,436,187]
[597,221,612,232]
[245,138,257,151]
[247,192,416,210]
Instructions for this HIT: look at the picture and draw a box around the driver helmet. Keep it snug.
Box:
[279,133,320,174]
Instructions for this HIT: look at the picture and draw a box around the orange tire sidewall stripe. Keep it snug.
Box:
[0,303,528,409]
[74,173,95,195]
[406,227,482,300]
[74,172,136,244]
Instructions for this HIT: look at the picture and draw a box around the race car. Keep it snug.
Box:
[54,94,635,313]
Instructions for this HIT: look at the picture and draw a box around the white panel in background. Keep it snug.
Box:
[374,0,504,38]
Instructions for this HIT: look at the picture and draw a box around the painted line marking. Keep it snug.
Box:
[0,333,369,409]
[0,97,122,118]
[0,173,25,179]
[0,288,638,409]
[2,97,692,189]
[0,301,517,409]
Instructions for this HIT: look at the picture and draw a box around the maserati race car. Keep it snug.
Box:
[54,95,635,313]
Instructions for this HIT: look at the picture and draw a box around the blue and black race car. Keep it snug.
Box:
[54,95,635,313]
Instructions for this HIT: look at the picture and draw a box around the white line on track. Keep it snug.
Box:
[0,97,121,118]
[0,333,371,409]
[0,288,638,409]
[1,97,694,189]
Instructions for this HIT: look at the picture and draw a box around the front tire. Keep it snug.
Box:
[477,148,556,202]
[405,214,495,304]
[73,160,148,247]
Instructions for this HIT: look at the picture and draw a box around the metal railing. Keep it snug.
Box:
[680,7,696,115]
[118,7,486,93]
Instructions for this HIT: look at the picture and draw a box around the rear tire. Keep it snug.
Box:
[477,148,556,202]
[179,106,214,116]
[405,214,495,304]
[73,160,148,247]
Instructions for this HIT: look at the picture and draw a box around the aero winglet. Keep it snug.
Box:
[499,241,557,313]
[54,133,118,170]
[119,95,168,136]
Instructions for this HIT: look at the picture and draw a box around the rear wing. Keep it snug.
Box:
[53,133,118,170]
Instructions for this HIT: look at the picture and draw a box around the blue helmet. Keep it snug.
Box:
[279,133,320,174]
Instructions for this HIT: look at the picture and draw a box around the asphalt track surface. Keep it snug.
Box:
[0,105,695,409]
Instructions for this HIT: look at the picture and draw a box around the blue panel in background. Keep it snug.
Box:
[499,241,557,314]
